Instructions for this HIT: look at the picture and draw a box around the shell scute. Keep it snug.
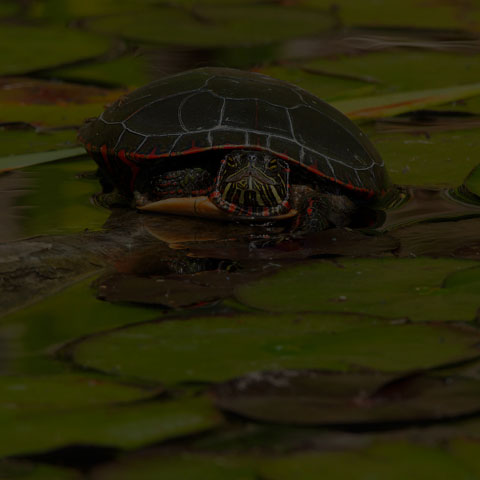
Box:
[79,67,388,197]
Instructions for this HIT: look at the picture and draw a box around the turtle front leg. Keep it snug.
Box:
[291,185,357,232]
[134,167,213,206]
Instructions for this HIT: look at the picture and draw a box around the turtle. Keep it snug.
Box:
[79,67,391,232]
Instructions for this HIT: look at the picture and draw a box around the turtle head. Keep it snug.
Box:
[210,150,291,218]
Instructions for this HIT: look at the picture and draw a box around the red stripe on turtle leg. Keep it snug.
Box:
[118,150,140,191]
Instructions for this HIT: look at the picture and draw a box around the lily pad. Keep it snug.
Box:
[47,55,153,88]
[87,5,333,47]
[92,452,255,480]
[332,83,480,120]
[0,460,82,480]
[212,369,480,426]
[306,52,480,95]
[0,25,111,76]
[0,374,158,411]
[0,129,78,157]
[235,258,480,322]
[0,277,160,374]
[0,147,85,173]
[260,441,477,480]
[370,128,480,187]
[463,164,480,200]
[70,313,480,384]
[0,396,221,457]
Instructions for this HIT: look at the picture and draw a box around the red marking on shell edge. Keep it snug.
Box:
[263,207,269,217]
[228,203,237,214]
[107,142,379,198]
[118,150,140,190]
[100,144,112,172]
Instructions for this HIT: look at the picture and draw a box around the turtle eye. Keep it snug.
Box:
[268,158,278,170]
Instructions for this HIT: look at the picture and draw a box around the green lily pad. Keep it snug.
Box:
[0,129,78,157]
[463,164,480,200]
[92,453,255,480]
[0,374,158,411]
[0,396,221,457]
[212,369,480,426]
[303,0,465,29]
[332,83,480,120]
[47,55,153,88]
[0,460,82,480]
[0,25,111,76]
[70,313,480,384]
[87,5,333,47]
[260,441,476,480]
[370,127,480,187]
[0,277,160,375]
[306,52,480,95]
[0,147,85,172]
[235,258,480,322]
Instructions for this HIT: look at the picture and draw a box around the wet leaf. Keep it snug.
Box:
[0,277,160,374]
[0,147,85,173]
[463,164,480,200]
[235,258,480,322]
[0,374,159,411]
[0,396,221,457]
[70,314,480,384]
[87,5,333,47]
[0,129,78,157]
[212,369,480,426]
[303,0,467,29]
[0,25,111,76]
[370,128,480,187]
[0,460,82,480]
[260,441,477,480]
[333,83,480,120]
[306,52,480,95]
[47,55,153,88]
[92,452,255,480]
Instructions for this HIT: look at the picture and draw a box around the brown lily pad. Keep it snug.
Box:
[212,368,480,427]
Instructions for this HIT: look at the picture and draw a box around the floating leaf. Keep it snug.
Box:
[235,258,480,322]
[0,129,78,157]
[0,25,111,76]
[0,460,82,480]
[212,369,480,426]
[87,5,333,47]
[370,127,480,187]
[260,441,477,480]
[305,52,480,95]
[47,55,153,88]
[0,374,159,411]
[92,452,255,480]
[70,314,480,384]
[333,83,480,120]
[0,147,85,173]
[0,396,221,457]
[0,277,160,374]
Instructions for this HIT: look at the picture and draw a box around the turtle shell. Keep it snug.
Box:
[79,67,389,199]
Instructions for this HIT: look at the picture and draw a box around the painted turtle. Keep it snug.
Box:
[79,67,390,231]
